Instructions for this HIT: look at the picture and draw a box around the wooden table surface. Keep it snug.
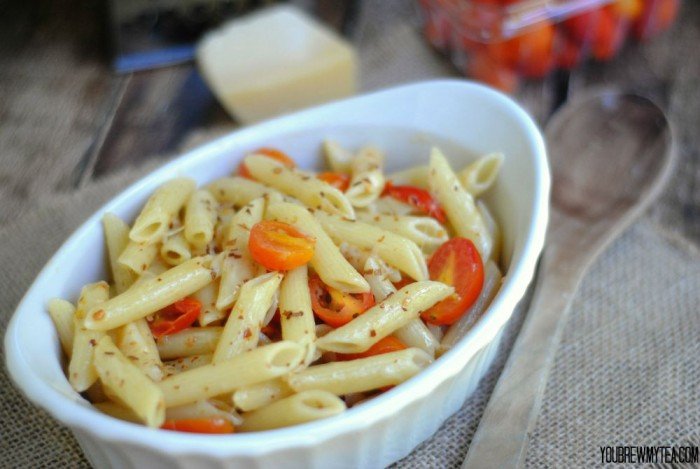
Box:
[1,0,699,245]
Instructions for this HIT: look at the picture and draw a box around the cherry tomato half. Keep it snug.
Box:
[309,276,375,328]
[149,298,201,338]
[338,336,407,361]
[421,238,484,326]
[238,148,295,179]
[161,418,235,434]
[382,182,447,223]
[317,172,351,192]
[248,221,316,271]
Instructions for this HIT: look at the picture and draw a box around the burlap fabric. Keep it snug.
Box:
[3,1,700,467]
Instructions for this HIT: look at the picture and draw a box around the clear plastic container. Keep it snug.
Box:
[417,0,681,92]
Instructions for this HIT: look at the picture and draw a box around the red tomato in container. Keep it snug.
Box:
[467,49,520,94]
[633,0,680,40]
[421,238,484,326]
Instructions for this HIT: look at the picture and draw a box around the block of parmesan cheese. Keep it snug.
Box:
[197,6,358,124]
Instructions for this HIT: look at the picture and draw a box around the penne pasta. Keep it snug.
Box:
[93,336,166,428]
[457,152,503,197]
[163,354,212,376]
[278,265,316,365]
[159,341,305,407]
[47,298,75,357]
[286,348,433,395]
[215,198,264,310]
[102,213,136,294]
[193,281,225,327]
[232,378,294,412]
[441,260,503,351]
[208,176,284,208]
[244,154,355,219]
[184,189,218,249]
[157,327,222,360]
[130,178,196,244]
[428,147,493,260]
[238,390,346,432]
[355,211,449,253]
[387,165,428,188]
[363,257,439,356]
[266,202,369,293]
[85,256,214,331]
[315,281,453,354]
[166,399,243,426]
[212,272,283,363]
[314,211,428,281]
[345,146,385,207]
[322,139,353,173]
[160,232,192,266]
[369,196,417,216]
[118,241,159,275]
[69,281,110,392]
[114,319,163,382]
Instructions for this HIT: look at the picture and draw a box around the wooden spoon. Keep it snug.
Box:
[463,92,675,468]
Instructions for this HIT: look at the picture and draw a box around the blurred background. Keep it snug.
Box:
[0,0,697,242]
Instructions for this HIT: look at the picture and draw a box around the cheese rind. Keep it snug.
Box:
[197,6,358,124]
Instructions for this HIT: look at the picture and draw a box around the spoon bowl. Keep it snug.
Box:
[465,92,675,468]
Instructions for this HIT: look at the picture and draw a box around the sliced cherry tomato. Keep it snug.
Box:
[161,418,235,434]
[382,182,447,223]
[248,221,315,271]
[238,148,295,179]
[421,238,484,326]
[261,310,281,339]
[149,298,201,338]
[555,35,583,70]
[338,337,407,361]
[309,276,375,328]
[317,172,351,191]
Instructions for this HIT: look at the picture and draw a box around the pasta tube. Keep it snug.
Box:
[102,213,136,294]
[322,139,353,173]
[286,348,433,395]
[238,391,346,432]
[457,152,503,197]
[266,202,369,293]
[244,154,355,219]
[159,341,305,407]
[232,379,294,412]
[69,281,110,392]
[279,265,316,364]
[156,327,222,359]
[118,241,158,275]
[47,298,75,357]
[355,212,448,253]
[129,178,196,244]
[429,147,492,260]
[163,354,212,376]
[208,176,283,207]
[212,272,283,363]
[85,256,214,331]
[345,146,385,207]
[115,319,163,382]
[314,211,428,281]
[93,336,166,428]
[315,281,453,354]
[184,189,218,249]
[160,232,192,266]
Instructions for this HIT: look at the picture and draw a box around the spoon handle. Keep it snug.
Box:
[463,247,584,468]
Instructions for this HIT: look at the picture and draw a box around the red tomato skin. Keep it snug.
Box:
[150,298,201,338]
[309,277,375,328]
[421,238,484,326]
